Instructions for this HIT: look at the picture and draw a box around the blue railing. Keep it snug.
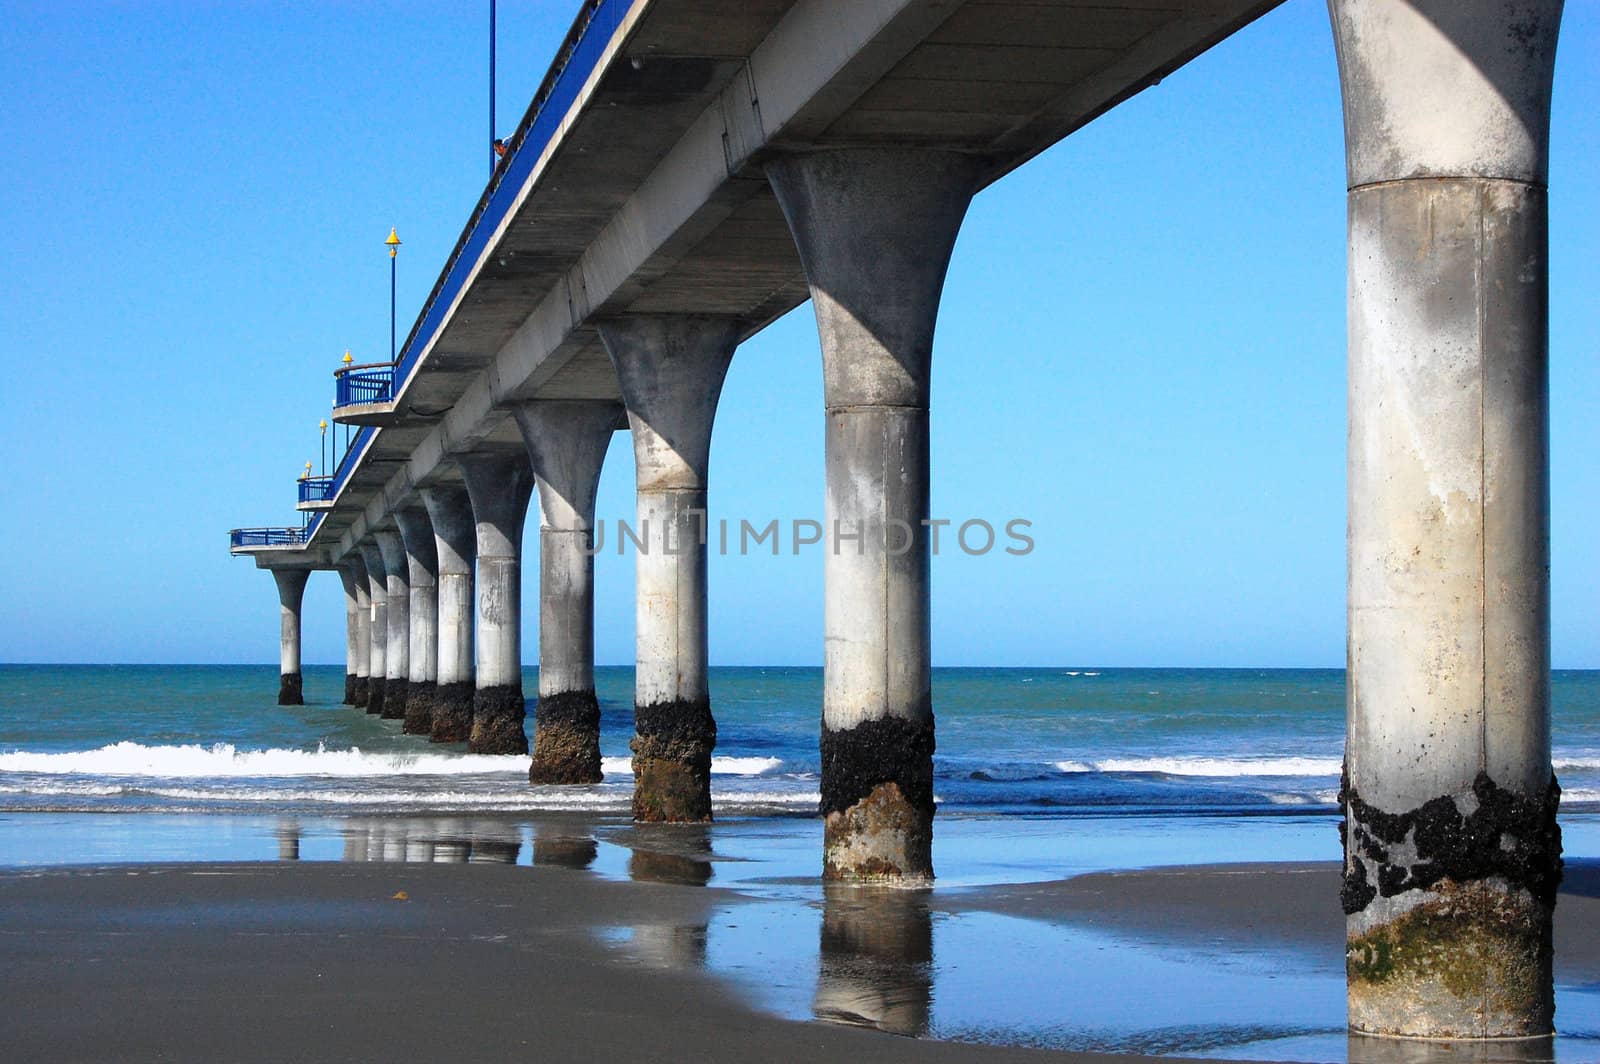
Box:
[230,526,311,548]
[309,0,631,551]
[335,367,394,407]
[298,476,335,504]
[384,0,630,404]
[330,426,374,500]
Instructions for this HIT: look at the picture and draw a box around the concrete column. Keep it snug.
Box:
[767,149,981,881]
[357,541,388,716]
[1330,0,1564,1040]
[270,568,311,706]
[374,529,411,721]
[458,451,535,755]
[394,506,439,737]
[598,316,741,823]
[422,482,477,743]
[347,554,373,707]
[337,561,367,706]
[512,399,622,785]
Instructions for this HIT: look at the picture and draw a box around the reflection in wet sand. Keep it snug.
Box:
[813,885,933,1037]
[1347,1033,1557,1064]
[274,820,300,861]
[624,826,714,887]
[616,827,712,968]
[531,825,598,871]
[333,819,522,864]
[628,922,710,969]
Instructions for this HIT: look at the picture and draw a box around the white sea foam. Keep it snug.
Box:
[0,776,819,813]
[0,744,790,781]
[1053,756,1344,778]
[599,755,783,778]
[0,742,527,778]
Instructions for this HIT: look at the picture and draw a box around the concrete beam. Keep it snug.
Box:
[1332,0,1564,1040]
[270,569,311,707]
[356,540,389,717]
[600,315,742,823]
[394,506,440,737]
[421,482,477,743]
[336,560,369,706]
[374,528,411,722]
[513,400,624,785]
[767,148,981,882]
[459,451,536,755]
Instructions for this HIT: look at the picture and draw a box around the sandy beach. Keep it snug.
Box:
[2,841,1598,1064]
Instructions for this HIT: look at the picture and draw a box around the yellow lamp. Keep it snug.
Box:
[385,227,402,259]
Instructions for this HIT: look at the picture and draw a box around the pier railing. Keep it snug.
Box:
[297,475,336,504]
[366,0,627,417]
[230,526,313,549]
[334,365,395,408]
[241,0,628,556]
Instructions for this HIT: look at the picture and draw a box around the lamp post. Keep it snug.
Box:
[319,420,328,477]
[490,0,498,173]
[386,228,402,364]
[341,350,354,453]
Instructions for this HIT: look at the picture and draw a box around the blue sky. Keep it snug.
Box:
[0,1,1594,667]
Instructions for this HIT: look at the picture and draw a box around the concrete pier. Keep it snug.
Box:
[357,541,388,716]
[394,506,439,736]
[767,150,981,881]
[270,568,310,706]
[513,400,621,785]
[458,452,535,755]
[349,554,374,708]
[1331,0,1565,1039]
[373,529,411,722]
[336,560,369,706]
[421,483,477,743]
[599,316,741,823]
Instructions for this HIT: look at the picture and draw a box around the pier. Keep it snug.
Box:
[231,0,1570,1041]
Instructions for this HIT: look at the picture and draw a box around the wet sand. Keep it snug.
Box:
[946,860,1600,984]
[0,860,1134,1064]
[2,855,1598,1062]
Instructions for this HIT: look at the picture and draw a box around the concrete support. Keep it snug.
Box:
[337,560,369,706]
[512,400,621,785]
[394,507,439,737]
[598,316,741,823]
[344,556,368,704]
[458,451,535,755]
[270,568,310,706]
[421,483,477,743]
[767,149,981,881]
[1330,0,1564,1039]
[374,529,411,721]
[357,541,388,717]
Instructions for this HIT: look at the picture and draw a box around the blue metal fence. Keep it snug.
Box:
[334,367,394,408]
[298,476,335,504]
[387,0,630,400]
[230,526,312,548]
[311,0,630,551]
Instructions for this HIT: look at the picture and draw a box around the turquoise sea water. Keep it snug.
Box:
[5,665,1600,1062]
[3,665,1600,817]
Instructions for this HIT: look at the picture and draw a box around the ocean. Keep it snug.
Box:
[3,665,1599,820]
[6,665,1600,1061]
